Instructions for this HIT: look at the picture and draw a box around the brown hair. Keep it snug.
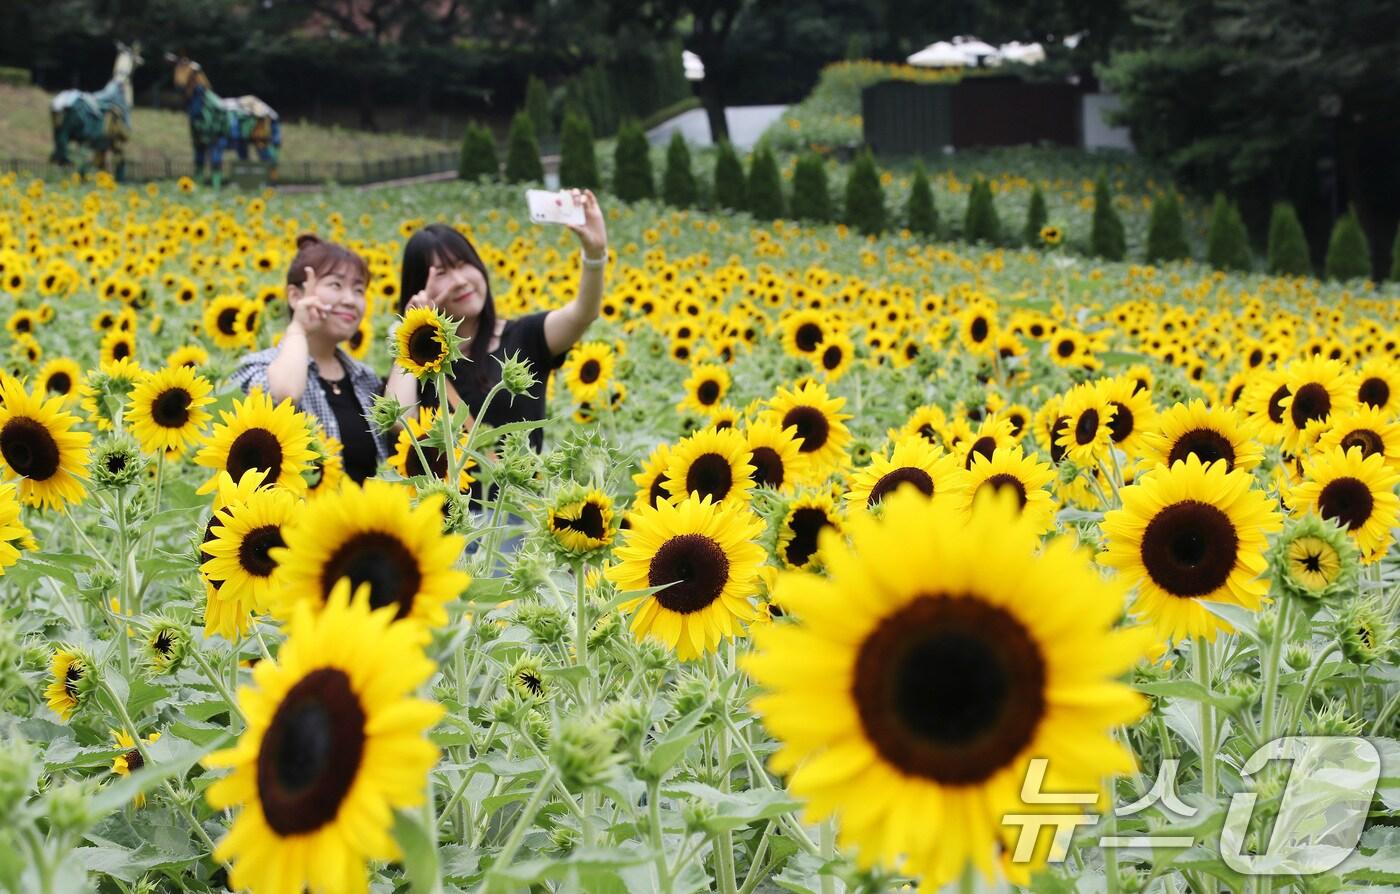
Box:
[285,233,369,288]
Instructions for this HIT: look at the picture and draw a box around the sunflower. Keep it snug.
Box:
[45,647,89,721]
[895,404,948,447]
[957,416,1018,470]
[306,433,347,498]
[1056,383,1115,466]
[743,419,808,492]
[201,485,300,615]
[1240,368,1292,447]
[204,294,249,349]
[100,329,136,366]
[394,307,451,378]
[1288,446,1400,562]
[957,446,1058,535]
[745,490,1147,887]
[389,408,475,493]
[958,305,998,356]
[126,365,214,454]
[1277,357,1356,453]
[606,495,766,661]
[1355,358,1400,414]
[1270,515,1358,602]
[270,478,469,629]
[1100,454,1281,644]
[845,436,963,511]
[548,488,616,553]
[1142,400,1263,473]
[632,441,674,509]
[563,341,614,402]
[680,363,731,414]
[1047,329,1089,367]
[812,332,855,381]
[78,356,142,433]
[1314,405,1400,467]
[0,482,35,573]
[763,381,851,480]
[1039,224,1063,246]
[776,492,843,569]
[36,358,81,405]
[110,729,161,808]
[781,308,827,357]
[663,427,756,506]
[204,581,444,894]
[0,378,91,511]
[195,389,316,495]
[1097,375,1156,459]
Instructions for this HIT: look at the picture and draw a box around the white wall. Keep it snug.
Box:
[1082,93,1134,151]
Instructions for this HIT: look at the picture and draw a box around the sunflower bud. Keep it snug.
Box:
[506,546,553,599]
[143,616,190,673]
[45,779,94,836]
[44,646,96,722]
[551,715,621,791]
[603,697,650,755]
[490,693,532,728]
[1224,674,1259,706]
[587,605,620,652]
[636,640,674,675]
[544,483,615,558]
[367,393,408,435]
[499,351,538,397]
[507,654,550,702]
[1270,515,1358,603]
[1336,597,1393,666]
[414,479,473,536]
[1284,643,1312,672]
[672,671,717,726]
[1303,700,1362,737]
[0,624,22,698]
[514,602,569,646]
[497,431,543,490]
[682,799,718,834]
[548,824,578,855]
[0,737,36,824]
[91,434,143,489]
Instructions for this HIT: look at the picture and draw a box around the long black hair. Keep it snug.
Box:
[399,223,497,391]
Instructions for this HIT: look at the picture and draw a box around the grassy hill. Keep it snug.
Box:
[0,84,452,166]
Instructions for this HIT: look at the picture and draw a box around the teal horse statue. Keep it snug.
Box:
[50,42,144,180]
[168,54,281,188]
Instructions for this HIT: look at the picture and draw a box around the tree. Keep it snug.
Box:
[963,177,1001,245]
[1144,192,1190,263]
[907,163,939,237]
[746,144,785,220]
[1266,202,1312,276]
[504,111,544,184]
[661,131,697,208]
[558,111,600,190]
[1022,185,1046,246]
[1325,208,1372,281]
[844,150,886,236]
[525,75,552,143]
[1090,174,1126,261]
[1205,194,1252,272]
[459,123,499,182]
[790,152,832,223]
[612,120,654,201]
[713,140,746,211]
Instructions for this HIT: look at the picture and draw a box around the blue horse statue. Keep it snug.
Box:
[168,53,281,187]
[50,42,144,180]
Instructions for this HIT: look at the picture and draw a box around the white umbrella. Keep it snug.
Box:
[950,36,999,59]
[906,41,971,68]
[998,41,1046,65]
[682,50,705,81]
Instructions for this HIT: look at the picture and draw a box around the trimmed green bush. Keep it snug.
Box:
[1325,208,1372,281]
[557,111,599,190]
[1265,202,1312,277]
[962,177,1001,245]
[661,131,697,208]
[1090,174,1126,261]
[790,153,832,223]
[1205,194,1252,271]
[1022,185,1047,246]
[612,120,654,202]
[907,163,939,237]
[746,144,785,220]
[0,67,29,87]
[843,149,886,236]
[713,141,747,211]
[504,112,544,184]
[458,123,499,182]
[1144,192,1190,263]
[525,76,552,141]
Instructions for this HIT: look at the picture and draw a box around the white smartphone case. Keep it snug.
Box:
[526,189,585,226]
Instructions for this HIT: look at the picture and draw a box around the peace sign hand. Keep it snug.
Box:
[406,265,444,312]
[290,266,328,330]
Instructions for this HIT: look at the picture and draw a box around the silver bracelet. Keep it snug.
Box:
[581,251,607,270]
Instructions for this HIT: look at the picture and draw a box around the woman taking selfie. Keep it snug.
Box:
[385,188,608,455]
[229,234,388,482]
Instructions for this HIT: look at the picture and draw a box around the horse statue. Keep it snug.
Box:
[167,53,281,187]
[50,42,144,180]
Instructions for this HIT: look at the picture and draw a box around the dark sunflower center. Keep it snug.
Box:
[153,630,174,655]
[1056,338,1076,358]
[238,524,286,578]
[965,436,997,470]
[685,453,734,502]
[1340,429,1383,459]
[979,473,1028,509]
[1107,402,1134,443]
[227,428,284,484]
[867,467,934,508]
[46,372,72,395]
[106,453,127,474]
[555,501,606,540]
[64,661,82,698]
[405,446,450,481]
[782,406,830,454]
[1359,377,1390,409]
[916,424,939,444]
[647,474,670,508]
[406,324,444,365]
[748,446,784,488]
[852,595,1045,785]
[1267,385,1290,424]
[794,322,823,352]
[256,667,366,836]
[696,379,721,405]
[320,531,424,619]
[821,345,844,371]
[969,317,989,343]
[518,671,544,696]
[152,388,192,428]
[0,417,61,481]
[579,359,601,385]
[111,340,131,361]
[1167,428,1236,470]
[647,533,730,614]
[1317,476,1374,531]
[1049,416,1069,463]
[1139,500,1239,597]
[1289,383,1331,429]
[217,307,240,335]
[123,748,144,772]
[783,507,833,568]
[1301,553,1322,573]
[1074,409,1100,446]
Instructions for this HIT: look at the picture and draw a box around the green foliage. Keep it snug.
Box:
[611,121,654,202]
[1392,225,1400,282]
[1144,192,1190,263]
[504,112,544,184]
[962,177,1001,245]
[746,144,785,220]
[1022,185,1047,246]
[525,76,552,141]
[843,149,886,236]
[790,153,832,223]
[905,163,939,237]
[713,141,747,212]
[0,66,29,87]
[1206,194,1252,272]
[1266,202,1312,276]
[459,123,499,182]
[559,45,693,138]
[557,112,599,191]
[1325,208,1373,281]
[661,132,697,209]
[1090,174,1127,261]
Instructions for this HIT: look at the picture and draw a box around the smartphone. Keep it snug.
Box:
[526,189,585,227]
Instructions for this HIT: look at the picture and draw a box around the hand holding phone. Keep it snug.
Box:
[527,189,586,227]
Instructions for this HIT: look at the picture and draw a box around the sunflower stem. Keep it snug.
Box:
[435,368,461,487]
[1288,642,1339,734]
[188,645,245,724]
[115,491,132,680]
[574,562,590,699]
[818,819,837,894]
[1260,597,1292,741]
[489,768,556,890]
[647,779,671,892]
[63,507,116,574]
[139,451,165,578]
[1370,687,1400,736]
[1194,635,1218,894]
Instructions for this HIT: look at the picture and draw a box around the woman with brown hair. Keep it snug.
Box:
[229,234,388,482]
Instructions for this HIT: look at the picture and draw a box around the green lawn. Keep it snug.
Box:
[0,84,452,166]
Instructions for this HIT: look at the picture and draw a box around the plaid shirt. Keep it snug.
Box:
[228,346,390,461]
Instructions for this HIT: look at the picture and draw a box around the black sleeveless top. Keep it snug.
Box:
[318,375,378,482]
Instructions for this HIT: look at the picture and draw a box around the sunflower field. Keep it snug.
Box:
[3,168,1400,894]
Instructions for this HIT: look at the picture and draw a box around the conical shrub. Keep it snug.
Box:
[504,111,543,184]
[746,144,785,220]
[661,131,697,208]
[963,177,1001,244]
[1022,185,1047,246]
[1144,192,1190,263]
[713,141,746,211]
[843,149,886,236]
[1325,208,1372,281]
[612,120,654,202]
[1266,202,1312,277]
[790,152,831,223]
[1090,174,1126,261]
[907,163,939,237]
[557,111,599,190]
[459,123,499,182]
[1205,193,1252,272]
